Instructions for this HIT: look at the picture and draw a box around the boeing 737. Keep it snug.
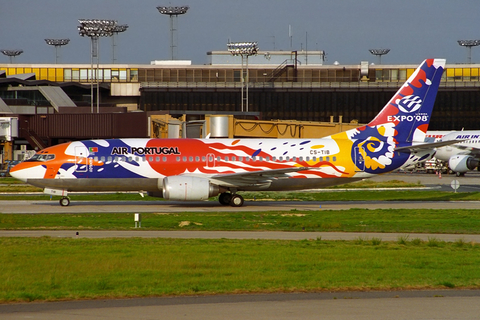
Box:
[435,130,480,175]
[11,59,449,207]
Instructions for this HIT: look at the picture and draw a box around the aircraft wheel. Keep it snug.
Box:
[60,197,70,207]
[230,194,244,207]
[219,193,232,206]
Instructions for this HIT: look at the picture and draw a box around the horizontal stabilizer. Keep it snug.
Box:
[395,140,463,153]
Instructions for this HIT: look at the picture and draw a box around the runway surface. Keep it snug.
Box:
[1,230,479,243]
[1,290,480,320]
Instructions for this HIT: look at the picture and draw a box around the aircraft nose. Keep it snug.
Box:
[9,162,45,182]
[9,163,28,182]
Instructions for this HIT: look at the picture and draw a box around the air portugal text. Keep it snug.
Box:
[111,146,181,156]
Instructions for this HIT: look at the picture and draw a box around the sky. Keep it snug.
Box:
[1,0,479,66]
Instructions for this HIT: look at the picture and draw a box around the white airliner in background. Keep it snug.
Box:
[435,131,480,175]
[10,59,451,207]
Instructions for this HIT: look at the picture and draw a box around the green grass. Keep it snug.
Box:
[2,209,480,234]
[1,237,479,302]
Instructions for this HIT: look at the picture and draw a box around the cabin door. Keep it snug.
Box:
[75,146,88,173]
[354,146,365,172]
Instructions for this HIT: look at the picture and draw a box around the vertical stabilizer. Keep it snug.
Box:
[366,59,445,144]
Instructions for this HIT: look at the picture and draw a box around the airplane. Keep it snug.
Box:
[10,59,450,207]
[434,130,480,175]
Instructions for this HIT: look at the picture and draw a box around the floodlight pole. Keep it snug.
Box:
[227,42,259,112]
[369,48,390,65]
[157,6,189,60]
[44,39,70,64]
[457,40,480,64]
[1,50,23,63]
[78,19,117,113]
[112,24,128,63]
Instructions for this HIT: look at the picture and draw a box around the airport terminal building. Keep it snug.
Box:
[1,51,480,165]
[1,51,479,130]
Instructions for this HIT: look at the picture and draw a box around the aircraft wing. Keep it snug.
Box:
[209,167,311,188]
[447,144,480,156]
[395,140,463,153]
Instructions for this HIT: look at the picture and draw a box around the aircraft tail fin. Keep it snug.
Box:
[366,59,445,144]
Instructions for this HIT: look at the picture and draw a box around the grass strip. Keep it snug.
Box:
[2,209,480,234]
[1,237,479,302]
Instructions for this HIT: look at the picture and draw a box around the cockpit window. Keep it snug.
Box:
[25,154,56,162]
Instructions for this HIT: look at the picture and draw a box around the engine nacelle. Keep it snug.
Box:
[448,155,480,173]
[163,176,220,201]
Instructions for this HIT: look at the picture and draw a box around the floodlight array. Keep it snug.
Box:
[45,39,70,46]
[157,6,189,15]
[78,19,118,37]
[369,49,390,55]
[113,24,129,33]
[227,42,259,56]
[457,40,480,47]
[1,50,23,57]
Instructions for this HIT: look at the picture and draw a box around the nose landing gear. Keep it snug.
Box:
[60,197,70,207]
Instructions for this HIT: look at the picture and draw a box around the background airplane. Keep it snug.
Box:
[435,131,480,175]
[10,59,446,207]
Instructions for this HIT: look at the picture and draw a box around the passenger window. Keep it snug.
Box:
[195,156,200,162]
[265,156,270,161]
[239,156,243,161]
[202,156,206,161]
[326,156,330,162]
[231,156,236,161]
[225,156,229,161]
[217,156,221,161]
[189,156,193,162]
[333,156,337,162]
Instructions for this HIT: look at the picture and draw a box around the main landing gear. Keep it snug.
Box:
[218,192,244,207]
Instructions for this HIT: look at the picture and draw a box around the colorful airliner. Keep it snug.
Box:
[11,59,450,207]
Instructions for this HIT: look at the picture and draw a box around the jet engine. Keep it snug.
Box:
[162,175,220,201]
[448,155,480,173]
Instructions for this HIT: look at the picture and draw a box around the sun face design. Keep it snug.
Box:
[350,123,408,174]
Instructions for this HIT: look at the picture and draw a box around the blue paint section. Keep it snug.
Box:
[300,140,310,145]
[73,140,147,179]
[252,149,261,157]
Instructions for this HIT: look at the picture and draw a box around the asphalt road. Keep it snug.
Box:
[2,290,480,320]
